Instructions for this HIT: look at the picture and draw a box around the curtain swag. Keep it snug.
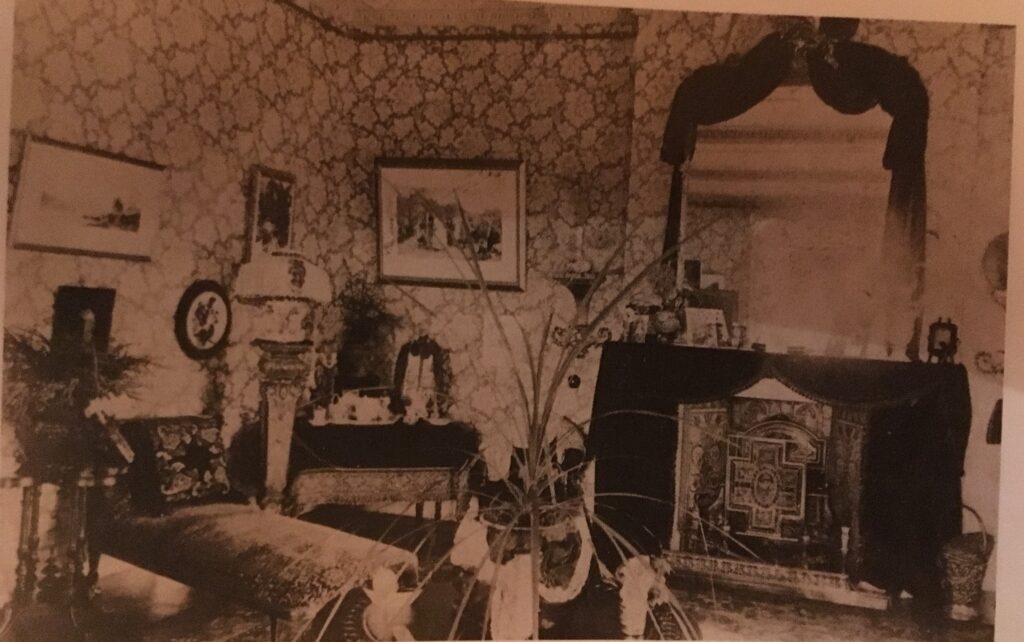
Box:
[659,32,929,357]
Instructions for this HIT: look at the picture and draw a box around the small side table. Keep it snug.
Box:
[288,420,479,520]
[1,470,116,642]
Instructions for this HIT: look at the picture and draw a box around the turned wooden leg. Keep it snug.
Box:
[14,482,41,606]
[6,479,89,641]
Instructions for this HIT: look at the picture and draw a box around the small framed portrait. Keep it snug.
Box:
[51,286,117,353]
[174,280,232,360]
[245,165,295,261]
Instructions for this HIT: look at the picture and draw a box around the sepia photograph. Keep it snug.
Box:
[0,0,1020,641]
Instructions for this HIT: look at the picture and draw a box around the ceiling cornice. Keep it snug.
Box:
[281,0,638,41]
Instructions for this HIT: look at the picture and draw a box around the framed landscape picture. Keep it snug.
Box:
[10,137,165,261]
[245,164,295,261]
[377,158,526,290]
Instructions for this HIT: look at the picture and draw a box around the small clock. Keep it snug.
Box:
[175,280,232,360]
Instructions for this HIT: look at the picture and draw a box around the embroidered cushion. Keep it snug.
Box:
[119,416,235,515]
[150,419,230,506]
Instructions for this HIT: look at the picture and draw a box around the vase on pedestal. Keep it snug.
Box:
[235,252,333,512]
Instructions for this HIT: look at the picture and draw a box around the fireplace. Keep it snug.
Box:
[590,342,971,611]
[669,384,879,607]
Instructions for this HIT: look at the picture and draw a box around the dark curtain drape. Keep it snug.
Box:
[660,33,795,166]
[808,42,929,355]
[660,33,793,257]
[659,35,929,340]
[590,342,970,610]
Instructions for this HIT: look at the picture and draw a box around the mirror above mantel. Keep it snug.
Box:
[660,21,930,360]
[684,84,892,357]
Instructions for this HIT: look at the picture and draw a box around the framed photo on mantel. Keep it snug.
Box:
[10,136,165,261]
[376,158,526,290]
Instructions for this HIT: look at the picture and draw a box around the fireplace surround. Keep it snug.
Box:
[590,342,971,612]
[670,390,878,606]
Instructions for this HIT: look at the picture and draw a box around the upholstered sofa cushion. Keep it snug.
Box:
[149,419,230,505]
[117,416,239,515]
[98,502,418,621]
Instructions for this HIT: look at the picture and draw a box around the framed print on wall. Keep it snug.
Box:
[245,164,295,261]
[377,158,526,290]
[10,136,165,261]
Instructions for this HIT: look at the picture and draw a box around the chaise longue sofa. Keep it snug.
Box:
[88,415,418,640]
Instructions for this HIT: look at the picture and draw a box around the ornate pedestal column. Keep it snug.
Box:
[255,339,313,511]
[235,251,333,513]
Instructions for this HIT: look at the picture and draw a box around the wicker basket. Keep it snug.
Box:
[940,505,994,621]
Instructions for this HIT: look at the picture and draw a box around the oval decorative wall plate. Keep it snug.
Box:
[175,280,232,360]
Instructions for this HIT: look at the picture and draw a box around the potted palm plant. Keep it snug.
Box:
[2,328,148,482]
[296,198,716,641]
[334,275,402,392]
[440,204,699,640]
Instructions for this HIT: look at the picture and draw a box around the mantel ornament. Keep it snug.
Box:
[927,318,959,365]
[552,271,612,358]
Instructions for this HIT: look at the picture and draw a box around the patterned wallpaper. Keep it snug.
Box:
[325,25,637,469]
[5,0,362,457]
[344,35,634,274]
[4,0,1015,550]
[5,0,634,473]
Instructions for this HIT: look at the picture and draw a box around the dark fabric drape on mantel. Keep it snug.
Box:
[659,35,929,345]
[660,33,793,257]
[660,33,794,166]
[589,342,970,607]
[807,40,929,308]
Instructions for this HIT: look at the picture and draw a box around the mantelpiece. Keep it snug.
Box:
[590,342,971,612]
